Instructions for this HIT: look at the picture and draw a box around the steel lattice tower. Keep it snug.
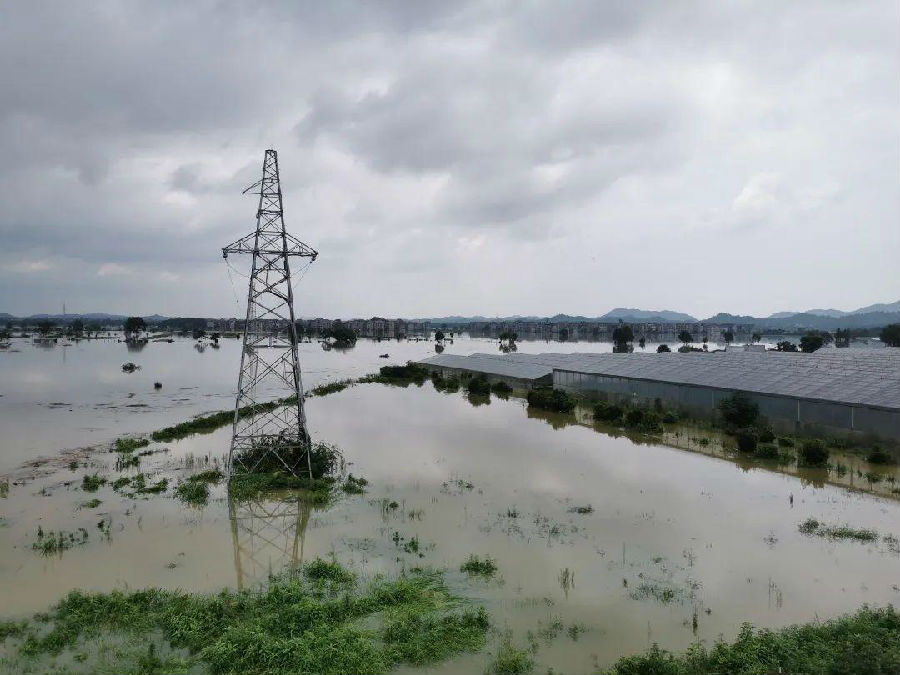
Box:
[223,149,317,479]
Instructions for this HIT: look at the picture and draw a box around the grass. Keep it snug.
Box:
[628,581,684,605]
[81,474,106,493]
[488,633,534,674]
[526,388,576,413]
[798,518,879,543]
[567,504,593,514]
[309,380,353,397]
[113,437,149,454]
[111,473,169,496]
[32,528,89,556]
[7,561,490,675]
[460,554,498,577]
[605,605,899,675]
[80,499,102,509]
[174,470,224,507]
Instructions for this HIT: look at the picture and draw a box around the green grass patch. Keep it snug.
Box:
[111,473,168,497]
[113,437,149,454]
[81,474,106,493]
[309,380,353,397]
[80,499,102,509]
[174,470,224,507]
[488,633,534,674]
[32,528,89,556]
[150,397,297,443]
[8,562,490,675]
[798,518,879,543]
[605,605,899,675]
[460,554,498,578]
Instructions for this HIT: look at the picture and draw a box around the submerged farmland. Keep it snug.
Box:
[1,336,898,674]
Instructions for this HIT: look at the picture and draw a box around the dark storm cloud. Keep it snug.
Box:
[0,1,896,317]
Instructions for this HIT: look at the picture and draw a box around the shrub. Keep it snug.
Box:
[593,401,624,422]
[466,374,491,396]
[736,428,758,453]
[718,393,759,429]
[656,344,671,353]
[491,381,513,396]
[661,410,679,424]
[526,388,576,413]
[778,436,795,447]
[623,408,663,434]
[799,439,829,466]
[757,427,775,443]
[868,447,894,465]
[756,443,779,459]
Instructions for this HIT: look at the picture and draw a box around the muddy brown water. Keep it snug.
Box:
[1,338,899,673]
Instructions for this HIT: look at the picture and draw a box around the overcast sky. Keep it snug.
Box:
[1,1,897,320]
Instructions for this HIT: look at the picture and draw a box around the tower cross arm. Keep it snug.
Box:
[223,231,318,260]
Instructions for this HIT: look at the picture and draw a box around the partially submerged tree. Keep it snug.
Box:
[434,330,445,342]
[799,333,824,353]
[124,317,146,336]
[776,341,798,352]
[328,323,357,348]
[880,323,900,347]
[677,330,692,347]
[657,344,671,353]
[722,329,734,345]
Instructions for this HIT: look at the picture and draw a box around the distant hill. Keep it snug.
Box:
[849,301,900,315]
[1,312,168,323]
[600,308,697,322]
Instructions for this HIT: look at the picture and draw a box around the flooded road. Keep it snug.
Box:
[2,337,899,673]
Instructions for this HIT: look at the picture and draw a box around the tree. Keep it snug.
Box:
[612,324,634,345]
[657,344,671,353]
[71,319,84,335]
[799,333,824,353]
[328,324,357,347]
[124,317,146,335]
[37,320,55,335]
[880,323,900,348]
[834,329,851,348]
[776,341,798,352]
[434,330,445,342]
[751,332,761,343]
[638,336,646,349]
[677,330,692,346]
[722,329,734,345]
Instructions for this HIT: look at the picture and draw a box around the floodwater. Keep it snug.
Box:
[1,337,899,673]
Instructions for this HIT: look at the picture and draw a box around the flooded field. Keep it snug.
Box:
[1,337,899,673]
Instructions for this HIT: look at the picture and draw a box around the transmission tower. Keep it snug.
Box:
[223,149,317,479]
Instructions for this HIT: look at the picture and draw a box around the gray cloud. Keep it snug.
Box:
[0,1,896,318]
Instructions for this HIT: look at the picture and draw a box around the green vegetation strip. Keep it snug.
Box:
[605,605,899,675]
[798,518,879,543]
[6,561,489,675]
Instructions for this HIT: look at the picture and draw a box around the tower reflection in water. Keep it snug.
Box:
[228,493,311,591]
